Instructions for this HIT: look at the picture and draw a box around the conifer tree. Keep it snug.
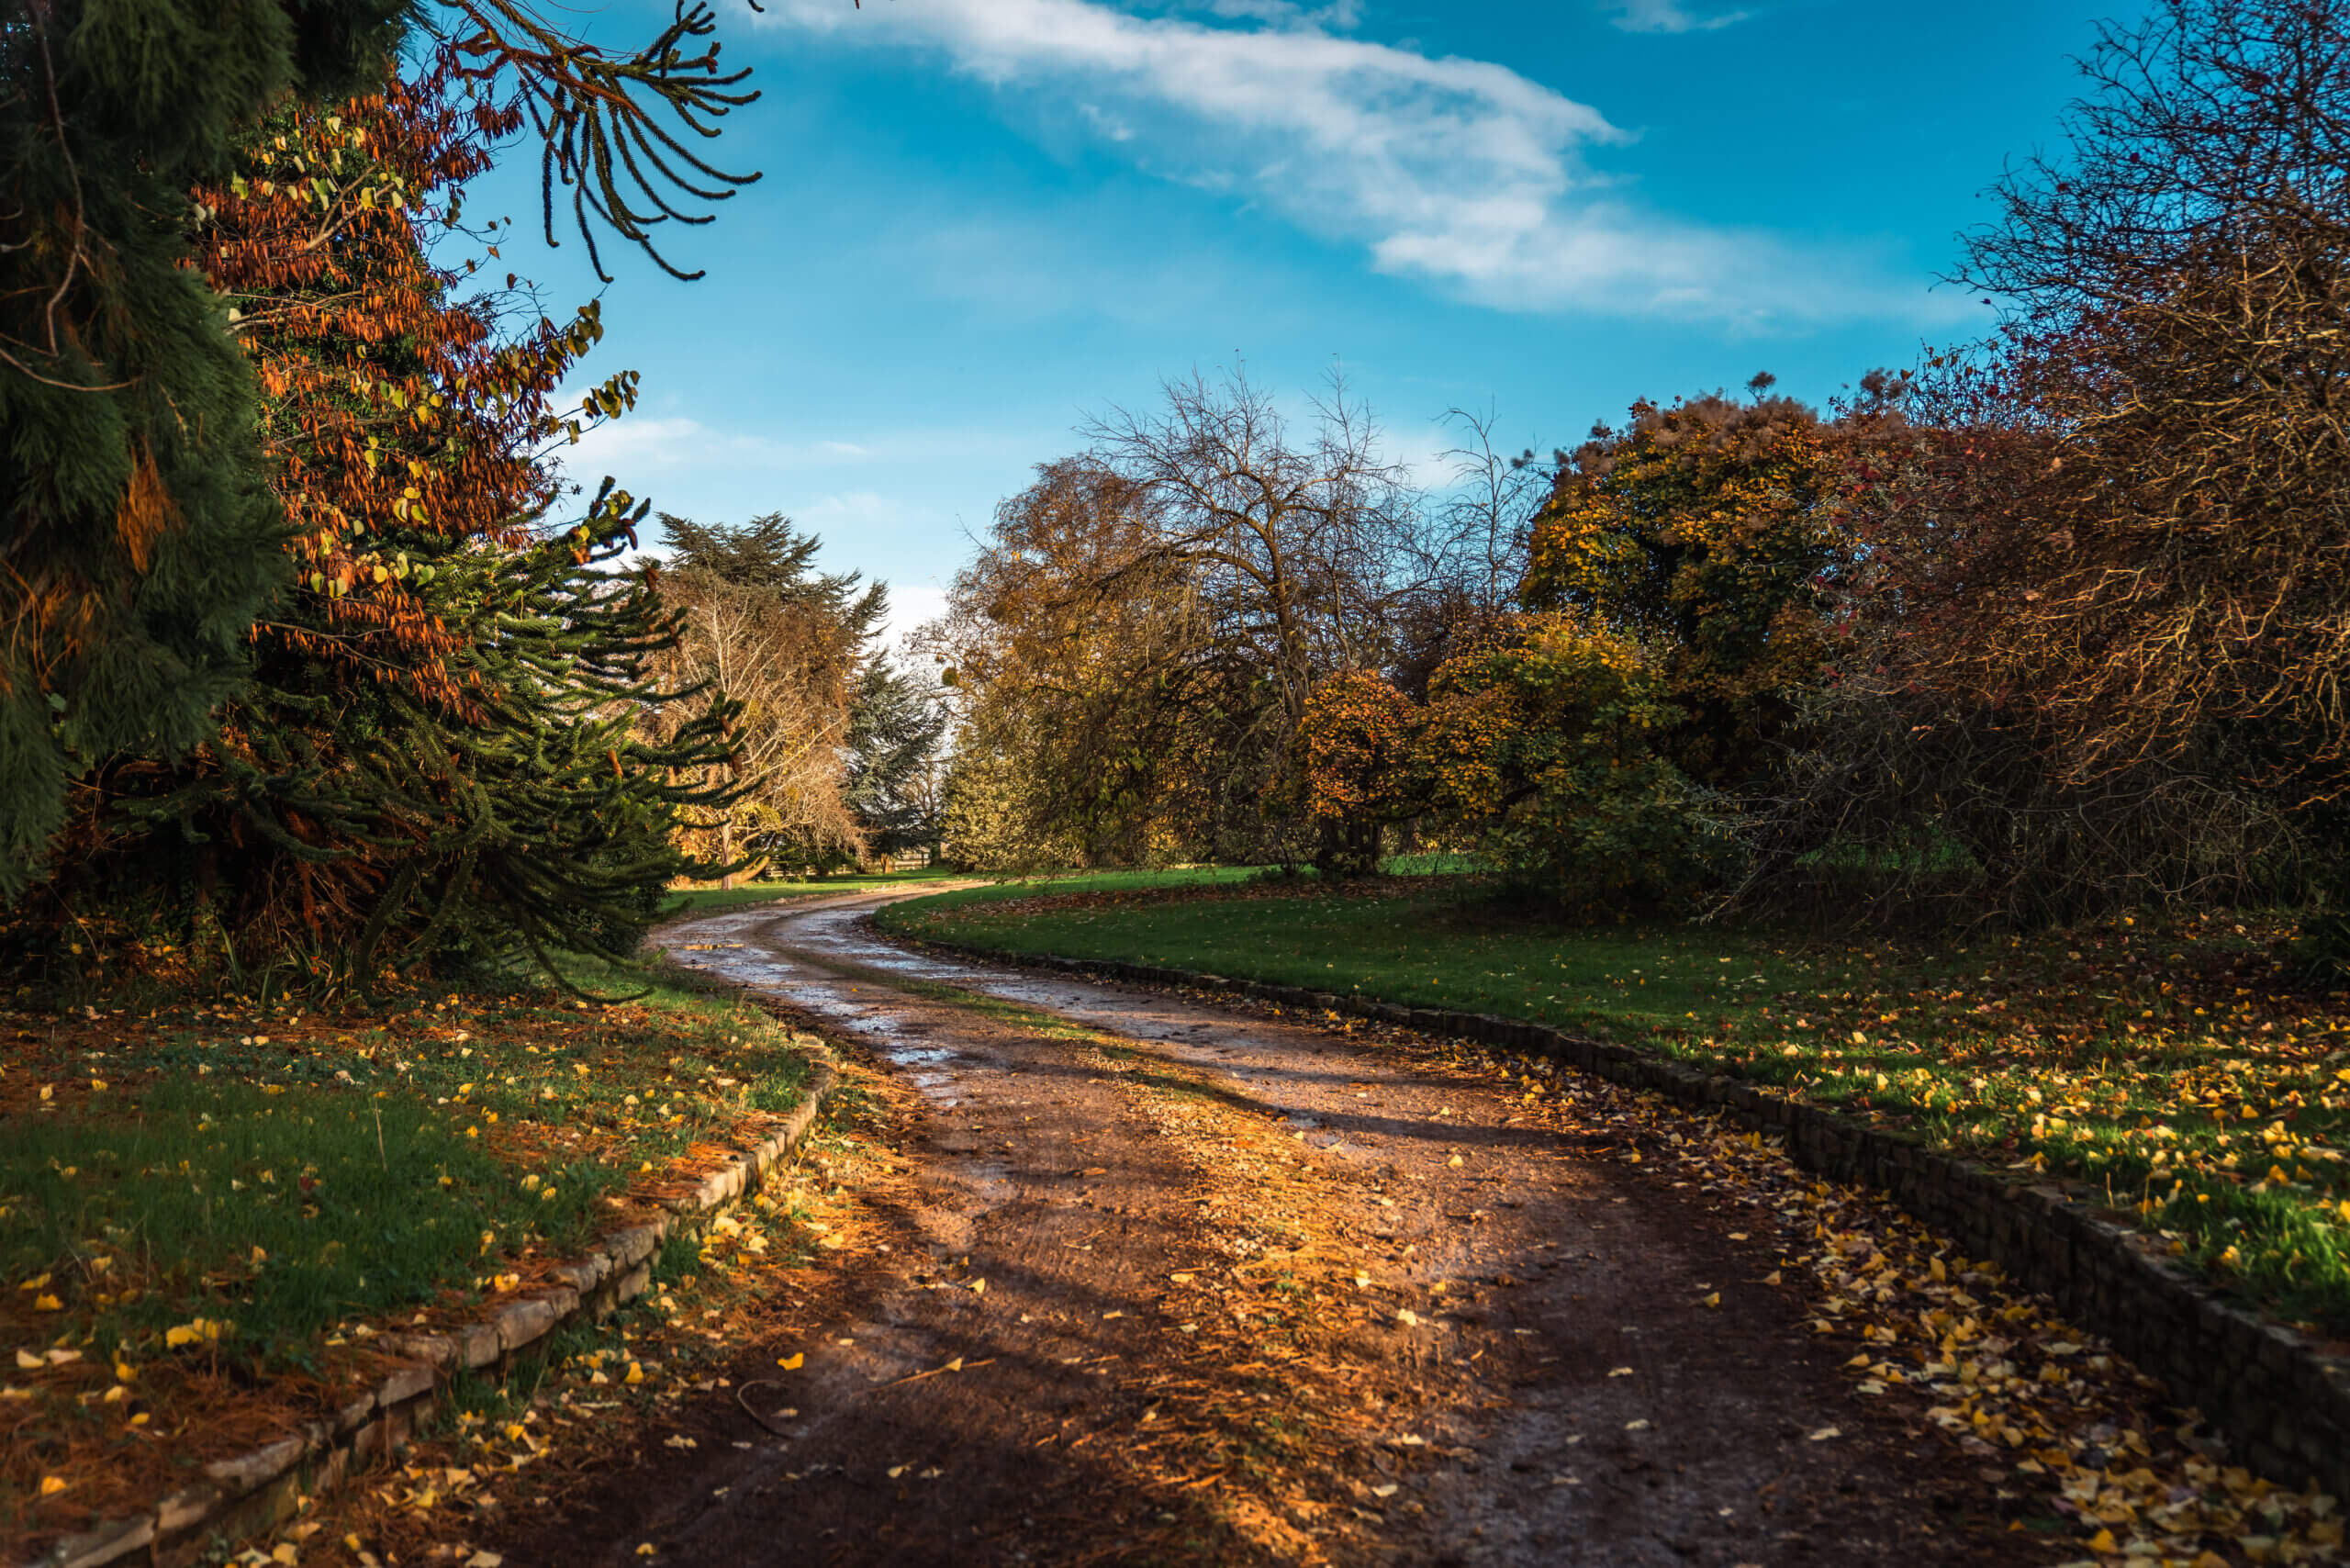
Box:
[844,655,949,857]
[648,513,883,878]
[24,60,738,986]
[1,0,764,901]
[0,0,407,897]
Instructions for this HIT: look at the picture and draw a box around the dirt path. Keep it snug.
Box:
[480,891,2059,1568]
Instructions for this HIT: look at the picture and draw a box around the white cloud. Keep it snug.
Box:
[1607,0,1749,34]
[553,411,1026,485]
[756,0,1925,324]
[878,582,956,656]
[1181,0,1364,29]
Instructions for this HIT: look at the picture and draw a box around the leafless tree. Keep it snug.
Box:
[1081,364,1421,747]
[1431,406,1549,615]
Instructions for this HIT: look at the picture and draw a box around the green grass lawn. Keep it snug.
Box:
[0,960,820,1540]
[662,867,967,915]
[879,872,2350,1334]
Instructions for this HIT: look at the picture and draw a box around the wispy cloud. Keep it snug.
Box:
[757,0,1927,324]
[554,412,1024,482]
[1607,0,1749,34]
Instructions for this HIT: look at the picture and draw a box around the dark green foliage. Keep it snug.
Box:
[64,488,744,991]
[0,0,407,898]
[845,654,948,856]
[660,511,887,635]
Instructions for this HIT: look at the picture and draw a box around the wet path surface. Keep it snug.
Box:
[492,892,2044,1568]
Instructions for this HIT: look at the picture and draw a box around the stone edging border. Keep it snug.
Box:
[22,1047,840,1568]
[901,930,2350,1502]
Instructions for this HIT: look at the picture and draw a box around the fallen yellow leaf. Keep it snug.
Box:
[776,1353,804,1371]
[39,1476,66,1496]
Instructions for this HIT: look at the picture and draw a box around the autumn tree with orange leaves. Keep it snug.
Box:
[17,58,739,988]
[1301,385,1841,900]
[0,0,764,906]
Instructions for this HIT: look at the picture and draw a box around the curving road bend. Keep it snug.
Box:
[498,890,2053,1568]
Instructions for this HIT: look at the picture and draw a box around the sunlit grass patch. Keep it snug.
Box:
[0,962,821,1547]
[662,866,966,915]
[882,877,2350,1332]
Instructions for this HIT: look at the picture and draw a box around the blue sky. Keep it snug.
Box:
[467,0,2140,635]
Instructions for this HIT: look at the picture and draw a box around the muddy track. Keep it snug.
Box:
[480,891,2057,1567]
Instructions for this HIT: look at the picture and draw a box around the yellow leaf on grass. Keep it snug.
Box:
[635,1545,656,1557]
[776,1353,804,1371]
[17,1272,50,1293]
[39,1476,66,1496]
[968,1279,986,1294]
[17,1349,50,1370]
[30,1294,60,1312]
[624,1362,644,1384]
[2087,1529,2118,1553]
[272,1545,298,1565]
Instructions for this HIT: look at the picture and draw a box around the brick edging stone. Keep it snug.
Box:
[20,1047,841,1568]
[901,930,2350,1501]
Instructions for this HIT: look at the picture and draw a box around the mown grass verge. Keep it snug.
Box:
[0,958,822,1551]
[877,872,2350,1336]
[661,867,966,916]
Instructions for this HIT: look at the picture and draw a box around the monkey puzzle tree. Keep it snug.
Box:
[0,0,764,902]
[21,55,740,985]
